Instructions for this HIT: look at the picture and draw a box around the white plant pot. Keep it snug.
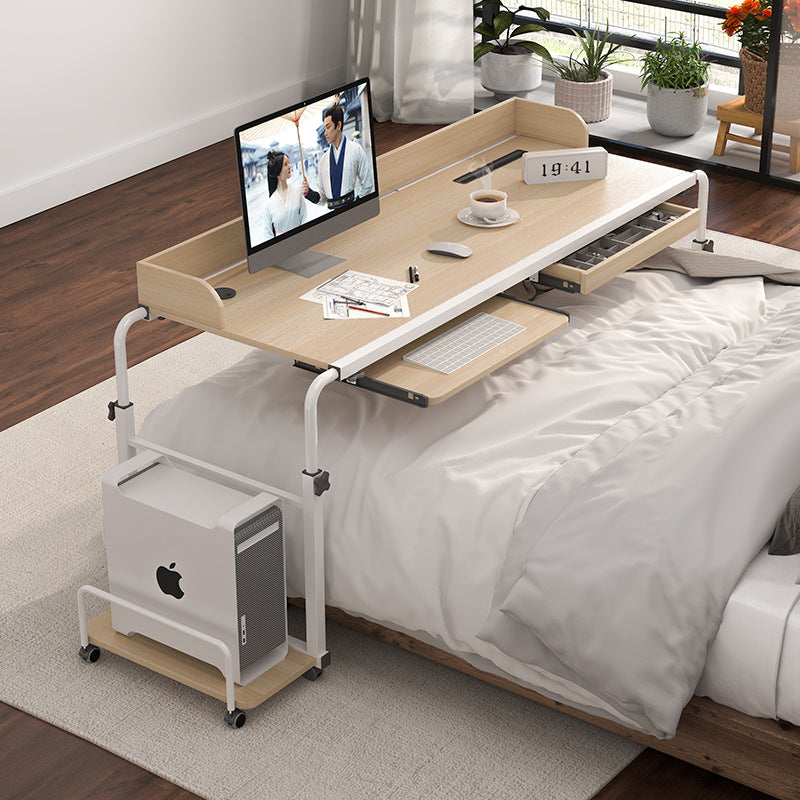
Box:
[553,72,613,123]
[646,82,709,137]
[480,51,542,99]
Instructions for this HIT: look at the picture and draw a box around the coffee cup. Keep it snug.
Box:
[469,189,508,222]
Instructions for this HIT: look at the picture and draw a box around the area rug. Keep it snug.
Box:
[0,332,644,799]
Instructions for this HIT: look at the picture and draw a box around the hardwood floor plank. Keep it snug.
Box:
[1,117,799,799]
[0,703,200,800]
[594,748,775,800]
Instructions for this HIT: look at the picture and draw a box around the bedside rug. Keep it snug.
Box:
[0,332,643,800]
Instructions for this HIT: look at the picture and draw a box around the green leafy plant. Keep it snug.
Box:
[639,33,710,90]
[541,25,630,82]
[473,1,552,61]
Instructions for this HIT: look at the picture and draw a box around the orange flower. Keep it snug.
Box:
[722,0,773,56]
[722,14,742,33]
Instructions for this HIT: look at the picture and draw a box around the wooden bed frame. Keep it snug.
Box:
[291,600,800,800]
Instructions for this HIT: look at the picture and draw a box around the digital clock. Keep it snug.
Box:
[522,147,608,185]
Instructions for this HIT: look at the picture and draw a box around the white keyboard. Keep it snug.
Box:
[403,313,525,374]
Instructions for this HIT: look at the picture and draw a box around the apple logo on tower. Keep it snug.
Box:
[156,562,184,599]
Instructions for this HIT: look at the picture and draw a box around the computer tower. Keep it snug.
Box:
[102,450,287,685]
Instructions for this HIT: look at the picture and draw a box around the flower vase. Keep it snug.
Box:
[740,46,768,114]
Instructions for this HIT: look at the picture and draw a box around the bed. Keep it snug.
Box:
[137,239,800,797]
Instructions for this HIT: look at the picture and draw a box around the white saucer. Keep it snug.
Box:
[457,207,520,228]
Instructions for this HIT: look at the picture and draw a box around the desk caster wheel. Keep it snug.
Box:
[79,644,100,663]
[224,708,246,728]
[304,666,323,681]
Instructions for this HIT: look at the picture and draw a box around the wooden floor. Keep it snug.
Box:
[2,117,799,799]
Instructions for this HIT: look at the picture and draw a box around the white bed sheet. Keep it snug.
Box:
[138,268,800,736]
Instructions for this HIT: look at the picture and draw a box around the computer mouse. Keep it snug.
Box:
[427,241,473,259]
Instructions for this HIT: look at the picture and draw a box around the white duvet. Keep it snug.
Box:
[139,268,800,739]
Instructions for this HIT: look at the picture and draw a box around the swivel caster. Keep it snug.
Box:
[224,708,246,728]
[79,644,101,663]
[303,666,323,681]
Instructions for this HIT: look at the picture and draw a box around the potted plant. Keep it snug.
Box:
[721,0,772,113]
[541,26,629,123]
[639,34,710,137]
[473,1,552,98]
[721,0,800,117]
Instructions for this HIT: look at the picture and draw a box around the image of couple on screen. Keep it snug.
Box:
[244,88,374,247]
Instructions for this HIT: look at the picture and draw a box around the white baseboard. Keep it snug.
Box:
[0,69,346,229]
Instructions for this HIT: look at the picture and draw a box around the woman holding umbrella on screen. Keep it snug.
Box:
[262,150,316,239]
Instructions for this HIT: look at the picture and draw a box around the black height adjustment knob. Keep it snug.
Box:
[107,400,133,421]
[302,468,331,496]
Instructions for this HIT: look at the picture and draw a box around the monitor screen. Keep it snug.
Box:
[234,77,379,277]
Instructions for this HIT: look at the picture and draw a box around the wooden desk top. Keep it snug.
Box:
[138,99,698,384]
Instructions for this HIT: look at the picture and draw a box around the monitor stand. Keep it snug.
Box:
[275,249,346,279]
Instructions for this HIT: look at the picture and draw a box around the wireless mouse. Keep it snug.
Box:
[427,241,473,259]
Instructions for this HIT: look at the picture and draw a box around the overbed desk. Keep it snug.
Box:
[136,98,707,404]
[86,98,710,721]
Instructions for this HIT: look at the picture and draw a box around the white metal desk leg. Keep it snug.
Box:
[692,169,714,251]
[110,307,150,463]
[302,367,338,671]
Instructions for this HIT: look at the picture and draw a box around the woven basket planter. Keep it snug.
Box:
[740,47,767,115]
[553,72,613,123]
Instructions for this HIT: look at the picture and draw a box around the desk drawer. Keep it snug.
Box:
[538,202,700,293]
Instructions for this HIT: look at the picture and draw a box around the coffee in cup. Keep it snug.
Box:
[470,189,508,222]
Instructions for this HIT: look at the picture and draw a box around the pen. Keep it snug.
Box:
[413,265,420,282]
[348,305,390,317]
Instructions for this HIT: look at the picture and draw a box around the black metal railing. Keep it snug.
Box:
[479,0,737,65]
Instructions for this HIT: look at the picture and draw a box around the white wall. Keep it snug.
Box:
[0,0,350,227]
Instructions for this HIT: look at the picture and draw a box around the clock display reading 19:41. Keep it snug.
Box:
[522,147,608,185]
[542,159,593,178]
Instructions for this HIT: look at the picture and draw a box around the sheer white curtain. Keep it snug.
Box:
[347,0,474,124]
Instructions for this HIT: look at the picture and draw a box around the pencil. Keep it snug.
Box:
[348,305,390,317]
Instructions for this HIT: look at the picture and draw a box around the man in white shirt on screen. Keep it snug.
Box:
[310,102,373,209]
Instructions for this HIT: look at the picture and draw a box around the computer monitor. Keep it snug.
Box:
[234,77,379,278]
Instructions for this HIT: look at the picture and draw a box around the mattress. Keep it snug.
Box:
[697,547,800,724]
[137,265,800,737]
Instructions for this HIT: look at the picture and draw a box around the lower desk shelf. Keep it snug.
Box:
[87,609,315,710]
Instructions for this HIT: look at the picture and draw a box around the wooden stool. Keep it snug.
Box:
[714,96,800,174]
